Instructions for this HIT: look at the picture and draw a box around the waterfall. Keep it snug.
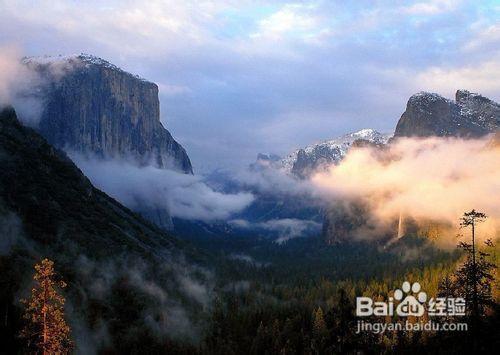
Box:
[397,211,404,238]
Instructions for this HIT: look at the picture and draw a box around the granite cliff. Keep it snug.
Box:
[21,54,195,230]
[394,90,499,138]
[24,54,193,173]
[323,89,500,245]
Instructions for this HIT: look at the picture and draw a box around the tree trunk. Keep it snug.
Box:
[43,284,48,355]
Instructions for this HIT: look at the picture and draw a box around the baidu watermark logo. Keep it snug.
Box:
[355,281,468,333]
[356,281,465,317]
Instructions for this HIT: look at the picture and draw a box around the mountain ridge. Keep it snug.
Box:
[0,106,209,352]
[253,128,391,178]
[394,89,499,138]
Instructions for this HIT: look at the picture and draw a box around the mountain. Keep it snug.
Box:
[0,106,189,257]
[249,153,282,171]
[394,90,500,138]
[254,129,391,179]
[0,107,209,352]
[226,129,391,242]
[22,54,195,230]
[24,54,193,173]
[323,90,500,245]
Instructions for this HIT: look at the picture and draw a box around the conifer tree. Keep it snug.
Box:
[312,307,327,338]
[437,210,496,352]
[20,258,72,354]
[456,210,495,319]
[312,306,327,353]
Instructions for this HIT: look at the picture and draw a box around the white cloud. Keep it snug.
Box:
[462,23,500,52]
[1,0,498,170]
[400,0,460,15]
[71,154,255,221]
[158,83,192,96]
[0,0,231,56]
[229,218,322,243]
[252,4,319,39]
[313,136,500,242]
[415,58,500,98]
[0,46,46,126]
[260,218,322,243]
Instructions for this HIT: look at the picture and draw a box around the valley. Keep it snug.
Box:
[1,50,499,354]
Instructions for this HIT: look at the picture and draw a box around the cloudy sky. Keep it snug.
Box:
[1,0,499,171]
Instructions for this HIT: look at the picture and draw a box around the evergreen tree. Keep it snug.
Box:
[336,288,354,352]
[311,307,327,353]
[436,210,497,353]
[437,274,455,298]
[250,321,269,355]
[312,307,327,338]
[20,258,72,354]
[456,210,495,319]
[270,319,281,353]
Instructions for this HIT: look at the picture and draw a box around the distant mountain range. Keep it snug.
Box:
[255,90,499,181]
[249,89,499,244]
[9,53,500,244]
[209,129,392,241]
[322,89,500,245]
[254,129,391,178]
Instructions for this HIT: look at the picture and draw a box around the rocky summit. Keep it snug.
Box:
[394,89,500,138]
[24,54,193,173]
[256,129,391,179]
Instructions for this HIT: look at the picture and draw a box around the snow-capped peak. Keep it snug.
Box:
[279,129,392,176]
[22,53,149,82]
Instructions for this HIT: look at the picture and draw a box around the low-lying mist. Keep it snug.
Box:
[0,47,79,126]
[71,154,255,222]
[312,135,500,244]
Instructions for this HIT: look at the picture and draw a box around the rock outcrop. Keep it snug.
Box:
[394,90,500,138]
[323,90,500,245]
[280,129,391,178]
[25,54,193,173]
[21,54,194,230]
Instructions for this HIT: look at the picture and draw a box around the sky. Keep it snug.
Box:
[1,0,499,172]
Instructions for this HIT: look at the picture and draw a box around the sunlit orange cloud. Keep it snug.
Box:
[312,136,500,243]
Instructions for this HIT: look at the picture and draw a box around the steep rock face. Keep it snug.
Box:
[25,54,193,173]
[394,90,500,138]
[22,54,194,230]
[323,90,499,245]
[322,201,372,245]
[455,90,500,132]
